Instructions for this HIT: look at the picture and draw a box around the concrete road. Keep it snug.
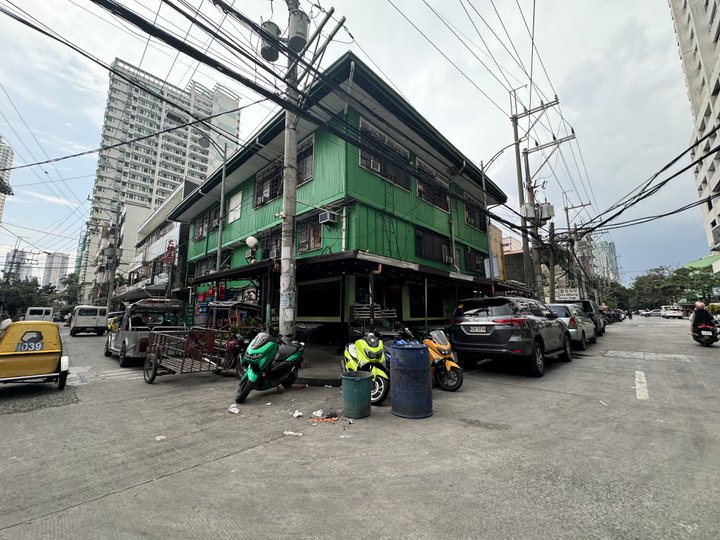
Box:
[0,319,719,539]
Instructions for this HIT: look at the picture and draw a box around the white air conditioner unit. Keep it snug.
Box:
[269,248,280,259]
[211,219,219,229]
[318,211,337,224]
[245,249,254,260]
[369,160,381,173]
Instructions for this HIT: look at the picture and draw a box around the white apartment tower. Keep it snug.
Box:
[43,252,70,289]
[80,58,241,301]
[0,135,13,223]
[668,1,720,252]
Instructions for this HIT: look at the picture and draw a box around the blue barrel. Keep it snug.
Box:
[341,371,372,419]
[390,343,432,419]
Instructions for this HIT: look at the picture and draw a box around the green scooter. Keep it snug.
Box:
[235,332,305,403]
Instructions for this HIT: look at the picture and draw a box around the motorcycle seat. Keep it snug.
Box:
[275,343,302,362]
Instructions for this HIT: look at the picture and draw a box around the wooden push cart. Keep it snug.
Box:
[142,327,242,383]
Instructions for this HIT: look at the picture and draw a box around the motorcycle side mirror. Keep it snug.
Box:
[394,321,402,330]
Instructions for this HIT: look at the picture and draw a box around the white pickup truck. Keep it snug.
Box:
[660,305,684,319]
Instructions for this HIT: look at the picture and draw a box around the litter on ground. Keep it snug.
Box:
[283,430,303,437]
[227,404,240,414]
[292,410,303,418]
[155,436,167,442]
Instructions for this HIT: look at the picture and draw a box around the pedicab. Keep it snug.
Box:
[0,320,69,390]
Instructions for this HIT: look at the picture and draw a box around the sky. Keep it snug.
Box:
[0,0,709,286]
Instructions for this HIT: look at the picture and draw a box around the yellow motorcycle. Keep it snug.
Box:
[423,329,463,391]
[342,331,390,405]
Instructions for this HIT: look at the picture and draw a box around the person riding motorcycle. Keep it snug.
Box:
[690,301,714,333]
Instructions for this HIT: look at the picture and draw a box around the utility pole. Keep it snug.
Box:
[563,194,590,299]
[548,222,556,302]
[510,90,533,288]
[522,149,545,300]
[106,203,122,311]
[520,126,575,302]
[277,0,301,341]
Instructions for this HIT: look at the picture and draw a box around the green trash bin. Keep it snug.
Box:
[341,371,373,419]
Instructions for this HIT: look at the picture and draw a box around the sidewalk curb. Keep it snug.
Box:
[296,376,341,387]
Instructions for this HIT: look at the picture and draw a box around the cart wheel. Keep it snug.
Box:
[57,371,67,390]
[144,354,158,384]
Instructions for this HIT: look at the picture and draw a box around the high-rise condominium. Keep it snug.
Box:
[79,58,241,300]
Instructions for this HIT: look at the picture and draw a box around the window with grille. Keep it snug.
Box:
[193,215,209,241]
[254,162,283,207]
[466,247,486,276]
[464,193,486,231]
[414,227,451,264]
[359,119,411,190]
[297,218,322,253]
[297,136,314,185]
[227,191,242,222]
[416,158,449,212]
[261,232,281,260]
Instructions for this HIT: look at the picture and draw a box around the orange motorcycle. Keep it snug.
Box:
[393,325,463,392]
[423,329,463,391]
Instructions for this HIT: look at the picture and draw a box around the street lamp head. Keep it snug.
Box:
[245,236,259,249]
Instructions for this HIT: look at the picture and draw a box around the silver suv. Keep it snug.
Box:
[448,296,572,377]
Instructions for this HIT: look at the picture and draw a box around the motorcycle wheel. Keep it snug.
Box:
[281,367,299,388]
[235,378,254,403]
[436,365,463,391]
[235,358,246,378]
[370,374,390,405]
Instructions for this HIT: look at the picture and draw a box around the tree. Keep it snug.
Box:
[604,281,631,309]
[58,273,80,308]
[666,266,720,303]
[629,266,674,310]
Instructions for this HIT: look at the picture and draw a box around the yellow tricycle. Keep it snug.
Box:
[0,321,69,390]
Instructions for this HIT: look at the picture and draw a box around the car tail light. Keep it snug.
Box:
[492,318,526,327]
[568,317,577,329]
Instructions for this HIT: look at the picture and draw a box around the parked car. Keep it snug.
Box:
[448,296,572,377]
[553,299,606,337]
[105,299,185,367]
[642,309,662,317]
[547,303,597,350]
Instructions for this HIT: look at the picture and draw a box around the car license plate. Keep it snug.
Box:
[468,326,486,333]
[702,331,713,336]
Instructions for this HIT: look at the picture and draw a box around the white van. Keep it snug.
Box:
[25,307,54,322]
[70,305,108,336]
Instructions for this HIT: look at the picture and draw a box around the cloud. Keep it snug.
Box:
[17,190,86,208]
